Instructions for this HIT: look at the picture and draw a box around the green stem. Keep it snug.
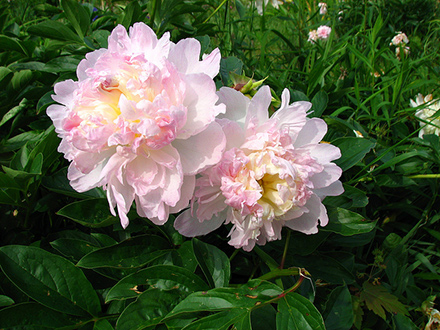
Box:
[203,0,228,24]
[407,174,440,179]
[280,230,291,270]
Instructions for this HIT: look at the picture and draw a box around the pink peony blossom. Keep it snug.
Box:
[316,25,332,40]
[174,86,343,251]
[47,23,226,228]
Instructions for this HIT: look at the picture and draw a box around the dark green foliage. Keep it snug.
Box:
[0,0,439,329]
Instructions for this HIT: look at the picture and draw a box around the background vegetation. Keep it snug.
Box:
[0,0,440,329]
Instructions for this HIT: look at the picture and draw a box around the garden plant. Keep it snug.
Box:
[0,0,440,329]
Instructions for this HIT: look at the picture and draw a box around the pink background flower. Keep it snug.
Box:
[48,23,226,228]
[317,25,332,40]
[175,86,343,251]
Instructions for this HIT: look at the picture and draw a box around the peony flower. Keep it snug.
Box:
[174,86,343,251]
[318,2,327,15]
[390,32,409,46]
[47,23,226,228]
[317,25,332,40]
[410,93,440,137]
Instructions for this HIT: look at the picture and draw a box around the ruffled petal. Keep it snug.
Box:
[216,87,250,126]
[178,73,225,139]
[174,207,226,237]
[169,38,220,78]
[173,121,225,175]
[284,194,327,234]
[292,118,328,147]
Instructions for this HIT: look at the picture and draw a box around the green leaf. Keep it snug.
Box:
[57,198,119,228]
[324,184,369,209]
[276,292,325,330]
[119,1,142,29]
[0,302,80,329]
[250,304,277,330]
[28,126,61,171]
[183,309,250,330]
[77,234,171,269]
[51,238,99,262]
[291,254,355,285]
[351,296,363,329]
[0,35,28,55]
[8,70,34,94]
[392,313,418,330]
[165,280,283,319]
[106,265,209,303]
[61,0,90,38]
[360,282,408,320]
[42,167,106,199]
[0,245,101,316]
[0,131,43,153]
[0,294,14,307]
[178,241,198,272]
[0,172,21,190]
[220,56,243,86]
[192,238,231,288]
[324,208,376,236]
[323,285,354,330]
[44,56,82,73]
[27,20,82,42]
[332,137,375,171]
[116,289,182,330]
[0,66,13,89]
[311,90,328,117]
[94,319,115,330]
[0,98,27,127]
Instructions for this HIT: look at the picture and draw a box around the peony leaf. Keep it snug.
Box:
[27,20,82,42]
[57,198,119,228]
[60,0,90,39]
[42,167,106,199]
[0,294,14,307]
[105,265,209,302]
[164,280,283,319]
[0,302,81,329]
[323,285,354,330]
[360,282,408,320]
[310,90,328,118]
[192,238,231,288]
[0,245,101,316]
[182,309,251,330]
[352,295,364,330]
[94,319,115,330]
[51,238,100,262]
[116,289,183,330]
[332,137,375,171]
[276,292,325,330]
[325,207,376,236]
[77,234,171,269]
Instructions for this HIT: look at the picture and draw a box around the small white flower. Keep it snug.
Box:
[390,32,409,46]
[410,94,440,137]
[318,2,327,15]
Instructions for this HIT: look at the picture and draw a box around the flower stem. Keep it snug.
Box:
[280,230,291,270]
[203,0,228,24]
[407,174,440,179]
